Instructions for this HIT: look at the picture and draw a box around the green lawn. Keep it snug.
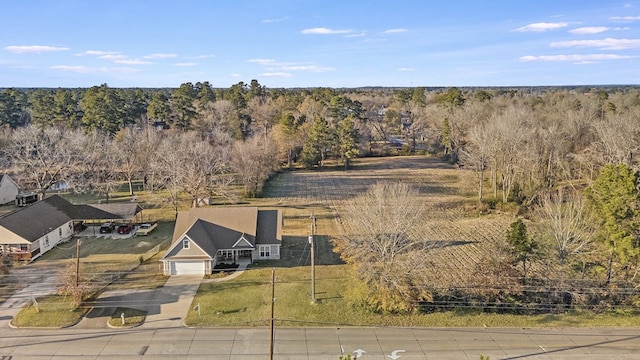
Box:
[11,295,87,328]
[186,264,640,328]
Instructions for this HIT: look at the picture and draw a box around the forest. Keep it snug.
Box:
[1,81,640,314]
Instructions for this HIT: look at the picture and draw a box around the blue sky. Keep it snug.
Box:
[1,0,639,88]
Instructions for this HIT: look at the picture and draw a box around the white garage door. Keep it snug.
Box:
[171,261,205,275]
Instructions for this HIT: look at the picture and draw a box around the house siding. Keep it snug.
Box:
[255,244,280,260]
[0,176,19,205]
[34,221,74,259]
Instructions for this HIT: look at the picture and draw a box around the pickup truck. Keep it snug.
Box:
[136,223,157,236]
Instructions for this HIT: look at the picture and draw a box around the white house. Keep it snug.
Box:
[161,207,282,276]
[0,175,19,205]
[0,195,141,260]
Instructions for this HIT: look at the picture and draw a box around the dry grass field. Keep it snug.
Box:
[260,156,514,278]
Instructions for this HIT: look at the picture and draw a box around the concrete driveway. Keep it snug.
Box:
[0,264,60,328]
[77,260,250,329]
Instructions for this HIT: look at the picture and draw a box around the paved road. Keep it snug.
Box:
[3,264,640,359]
[1,326,640,359]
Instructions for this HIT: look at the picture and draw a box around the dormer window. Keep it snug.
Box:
[183,239,190,249]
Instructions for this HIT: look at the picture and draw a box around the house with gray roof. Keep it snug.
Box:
[0,195,142,260]
[161,207,282,276]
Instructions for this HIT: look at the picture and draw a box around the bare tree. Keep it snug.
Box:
[334,182,430,313]
[592,111,640,168]
[193,99,237,139]
[181,132,230,207]
[8,125,74,198]
[538,189,595,266]
[149,135,184,218]
[113,128,143,196]
[492,106,530,203]
[151,131,231,215]
[232,135,279,197]
[459,123,491,202]
[248,96,278,144]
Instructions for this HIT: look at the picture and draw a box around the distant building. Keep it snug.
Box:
[0,175,19,205]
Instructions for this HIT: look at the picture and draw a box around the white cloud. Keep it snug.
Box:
[78,50,120,56]
[570,27,610,35]
[281,65,335,72]
[258,72,293,77]
[99,54,128,61]
[551,38,640,50]
[143,53,178,59]
[175,62,197,67]
[384,28,408,34]
[301,27,353,35]
[518,54,635,62]
[229,73,241,77]
[609,16,640,21]
[397,67,416,72]
[514,22,569,32]
[5,45,70,54]
[249,59,334,73]
[195,54,216,59]
[50,65,138,73]
[248,58,276,65]
[114,59,152,65]
[262,16,289,23]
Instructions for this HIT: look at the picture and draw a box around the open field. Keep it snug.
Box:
[260,156,514,277]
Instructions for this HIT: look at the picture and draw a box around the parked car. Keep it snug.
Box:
[117,224,134,234]
[99,222,115,233]
[136,223,158,236]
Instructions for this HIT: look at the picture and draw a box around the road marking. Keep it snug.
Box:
[539,345,547,353]
[387,349,406,359]
[353,349,367,358]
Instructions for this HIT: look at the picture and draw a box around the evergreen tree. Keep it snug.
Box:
[587,163,640,284]
[506,219,537,283]
[336,115,360,169]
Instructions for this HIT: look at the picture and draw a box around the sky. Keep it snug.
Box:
[1,0,640,88]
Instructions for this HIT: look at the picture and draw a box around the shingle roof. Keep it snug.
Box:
[0,195,136,243]
[90,203,142,220]
[256,210,281,244]
[166,207,281,259]
[184,219,257,257]
[0,195,74,242]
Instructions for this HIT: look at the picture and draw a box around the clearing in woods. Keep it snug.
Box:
[261,156,514,279]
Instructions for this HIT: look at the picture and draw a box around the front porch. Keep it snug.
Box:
[216,249,253,265]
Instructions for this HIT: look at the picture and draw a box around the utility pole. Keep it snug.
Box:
[310,212,316,302]
[269,268,275,360]
[75,238,81,288]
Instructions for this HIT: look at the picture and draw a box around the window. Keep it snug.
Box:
[182,239,190,249]
[220,250,232,259]
[20,244,28,252]
[59,228,62,237]
[259,245,270,258]
[44,235,49,247]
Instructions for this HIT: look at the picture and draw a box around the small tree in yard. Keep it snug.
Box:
[57,261,93,307]
[507,219,538,284]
